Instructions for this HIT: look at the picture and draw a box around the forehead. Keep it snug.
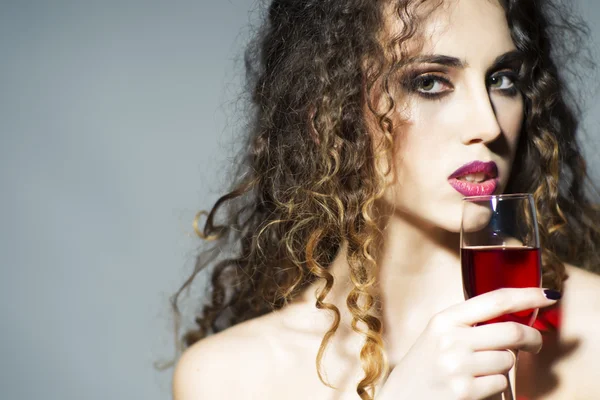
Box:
[385,0,515,63]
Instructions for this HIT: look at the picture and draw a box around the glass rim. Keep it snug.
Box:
[461,245,541,249]
[462,193,533,202]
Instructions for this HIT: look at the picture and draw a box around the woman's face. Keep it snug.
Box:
[378,0,525,232]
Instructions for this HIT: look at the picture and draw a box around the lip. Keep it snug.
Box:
[448,161,499,197]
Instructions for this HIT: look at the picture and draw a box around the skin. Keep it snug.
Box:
[173,0,600,398]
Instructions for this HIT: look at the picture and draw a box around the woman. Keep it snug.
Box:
[171,0,600,398]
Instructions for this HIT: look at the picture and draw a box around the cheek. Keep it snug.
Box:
[388,103,449,201]
[494,95,524,151]
[394,101,452,175]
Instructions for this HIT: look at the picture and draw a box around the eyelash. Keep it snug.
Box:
[406,70,520,100]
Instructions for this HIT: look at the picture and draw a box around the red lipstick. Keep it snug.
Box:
[448,161,499,197]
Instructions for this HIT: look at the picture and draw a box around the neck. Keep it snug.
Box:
[295,206,465,363]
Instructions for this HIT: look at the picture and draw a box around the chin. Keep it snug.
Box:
[436,215,463,233]
[423,207,463,233]
[422,195,466,232]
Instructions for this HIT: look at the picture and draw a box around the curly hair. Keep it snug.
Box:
[167,0,600,398]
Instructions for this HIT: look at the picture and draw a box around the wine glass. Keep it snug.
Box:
[460,193,542,399]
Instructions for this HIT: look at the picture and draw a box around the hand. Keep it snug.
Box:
[377,288,559,400]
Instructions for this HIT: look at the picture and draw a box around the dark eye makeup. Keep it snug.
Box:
[402,68,521,100]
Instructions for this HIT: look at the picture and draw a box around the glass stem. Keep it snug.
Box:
[502,349,518,400]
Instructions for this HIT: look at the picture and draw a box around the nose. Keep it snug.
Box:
[460,86,502,145]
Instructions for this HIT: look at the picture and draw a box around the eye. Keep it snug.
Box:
[488,72,516,90]
[410,74,453,97]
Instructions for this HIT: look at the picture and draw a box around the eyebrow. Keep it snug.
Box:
[407,50,524,73]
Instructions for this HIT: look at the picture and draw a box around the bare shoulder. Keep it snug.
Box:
[562,264,600,321]
[564,263,600,288]
[552,264,600,395]
[172,313,280,400]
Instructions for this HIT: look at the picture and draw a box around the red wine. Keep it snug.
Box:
[461,247,541,326]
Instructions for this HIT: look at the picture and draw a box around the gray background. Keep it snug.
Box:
[1,1,599,399]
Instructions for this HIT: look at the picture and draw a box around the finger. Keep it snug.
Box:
[469,350,515,377]
[442,288,559,326]
[468,322,543,353]
[471,374,509,399]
